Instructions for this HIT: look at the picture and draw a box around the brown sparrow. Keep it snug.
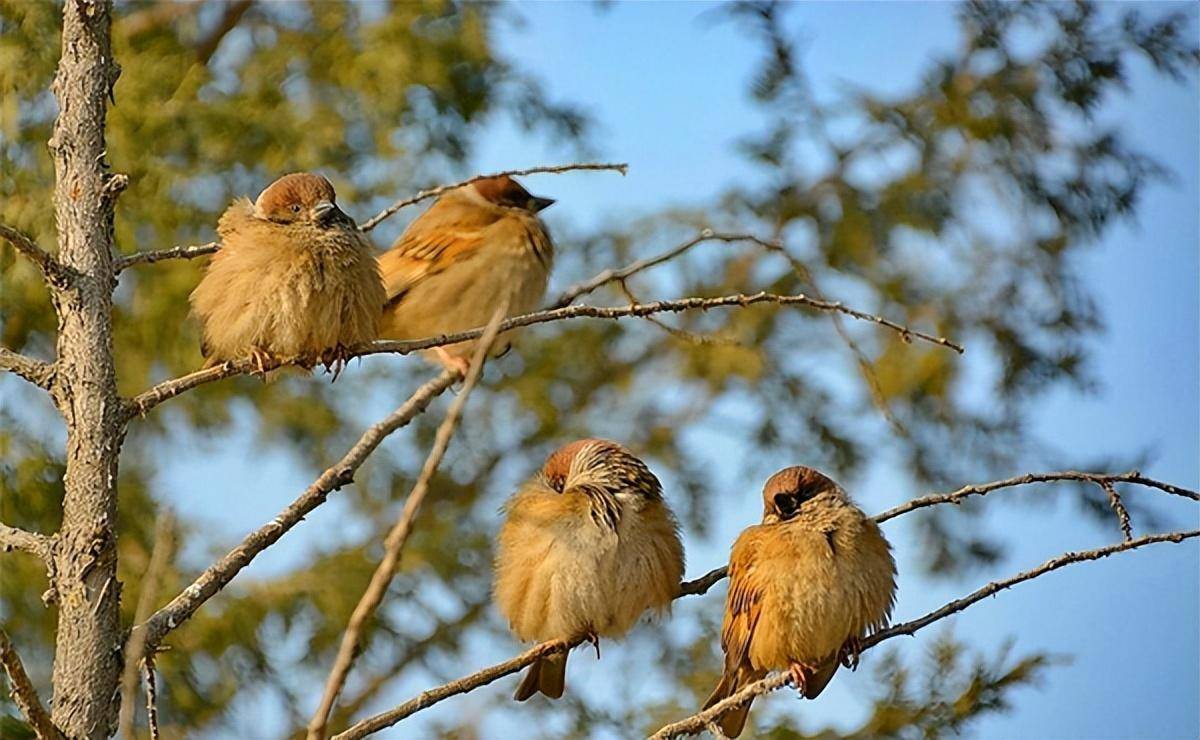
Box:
[377,175,554,374]
[493,439,685,701]
[703,466,896,737]
[189,172,385,374]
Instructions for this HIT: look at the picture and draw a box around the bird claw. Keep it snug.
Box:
[585,630,601,660]
[838,637,862,671]
[321,344,351,381]
[787,662,815,695]
[249,347,276,379]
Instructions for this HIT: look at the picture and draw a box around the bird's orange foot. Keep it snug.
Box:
[584,630,601,660]
[434,347,471,378]
[249,347,276,379]
[788,662,816,696]
[838,637,862,671]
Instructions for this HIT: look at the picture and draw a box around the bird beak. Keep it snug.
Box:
[312,200,336,222]
[530,196,555,212]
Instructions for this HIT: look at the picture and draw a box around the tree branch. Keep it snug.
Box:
[0,523,55,564]
[875,469,1199,523]
[308,307,506,739]
[124,291,964,420]
[113,241,218,273]
[133,370,460,654]
[331,639,581,740]
[142,655,160,740]
[118,511,175,740]
[648,529,1200,739]
[0,627,63,740]
[0,347,56,393]
[0,223,73,287]
[359,162,628,232]
[549,230,776,309]
[334,471,1197,737]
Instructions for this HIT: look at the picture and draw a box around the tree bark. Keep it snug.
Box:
[46,1,126,737]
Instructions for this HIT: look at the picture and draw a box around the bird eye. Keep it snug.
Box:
[290,204,301,213]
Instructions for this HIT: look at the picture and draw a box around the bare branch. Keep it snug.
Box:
[309,307,506,739]
[0,347,56,392]
[876,469,1199,523]
[125,291,964,420]
[113,241,218,273]
[678,565,729,598]
[331,639,582,740]
[0,223,72,287]
[336,471,1197,737]
[134,370,460,654]
[1100,480,1134,542]
[143,655,160,740]
[0,523,55,564]
[648,529,1200,739]
[549,230,776,308]
[0,627,63,740]
[359,163,629,232]
[119,511,175,740]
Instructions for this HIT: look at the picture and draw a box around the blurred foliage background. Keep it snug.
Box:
[1,1,1196,737]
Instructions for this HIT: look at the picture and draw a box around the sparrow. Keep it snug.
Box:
[189,172,385,374]
[702,466,896,737]
[493,439,685,701]
[377,175,555,374]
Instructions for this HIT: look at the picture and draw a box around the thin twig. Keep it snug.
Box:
[336,472,1198,737]
[113,241,218,273]
[359,162,628,232]
[876,470,1199,523]
[0,627,63,739]
[308,306,506,739]
[331,639,582,740]
[119,511,176,739]
[125,291,964,420]
[0,223,73,287]
[647,530,1200,739]
[0,347,56,391]
[134,370,460,654]
[1099,480,1134,542]
[143,655,160,740]
[549,230,774,309]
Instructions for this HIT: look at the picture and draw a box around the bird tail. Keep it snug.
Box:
[702,668,761,738]
[514,652,567,701]
[803,659,839,700]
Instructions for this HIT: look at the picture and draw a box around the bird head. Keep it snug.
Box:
[761,466,843,523]
[472,175,556,214]
[539,438,662,504]
[255,172,351,228]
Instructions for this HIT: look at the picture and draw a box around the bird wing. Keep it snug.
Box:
[720,526,768,677]
[377,198,499,303]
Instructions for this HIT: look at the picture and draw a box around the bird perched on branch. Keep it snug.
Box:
[189,172,385,376]
[377,175,555,374]
[703,466,896,737]
[493,439,685,701]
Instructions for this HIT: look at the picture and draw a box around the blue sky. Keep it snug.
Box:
[27,2,1192,737]
[470,3,1199,736]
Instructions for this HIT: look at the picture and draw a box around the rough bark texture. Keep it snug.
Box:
[46,1,126,737]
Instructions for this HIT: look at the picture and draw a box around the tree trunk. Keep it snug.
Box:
[47,1,126,737]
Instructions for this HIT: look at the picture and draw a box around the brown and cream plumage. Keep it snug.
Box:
[703,466,896,737]
[377,175,554,373]
[189,172,385,373]
[493,439,685,701]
